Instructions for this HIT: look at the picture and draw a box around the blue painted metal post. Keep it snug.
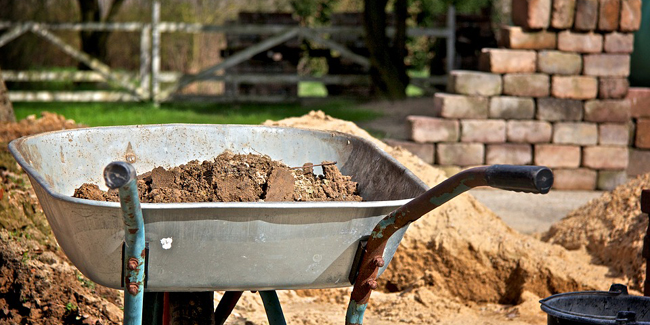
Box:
[104,162,146,325]
[259,291,287,325]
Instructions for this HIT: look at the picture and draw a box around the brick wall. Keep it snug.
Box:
[400,0,643,190]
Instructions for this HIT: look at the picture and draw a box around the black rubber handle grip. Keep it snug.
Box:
[485,165,553,194]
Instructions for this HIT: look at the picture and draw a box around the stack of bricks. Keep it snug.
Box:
[628,88,650,176]
[405,0,642,190]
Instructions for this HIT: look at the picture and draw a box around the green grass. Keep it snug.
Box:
[299,81,328,97]
[13,100,380,127]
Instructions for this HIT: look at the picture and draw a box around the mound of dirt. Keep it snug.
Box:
[73,152,361,203]
[265,111,621,323]
[542,174,650,292]
[0,112,82,143]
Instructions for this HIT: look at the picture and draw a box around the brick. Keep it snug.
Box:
[627,149,650,176]
[537,98,584,121]
[499,26,556,49]
[635,118,650,148]
[583,146,629,169]
[512,0,552,29]
[447,70,502,96]
[479,48,537,74]
[507,120,553,143]
[557,31,603,53]
[603,32,635,53]
[460,120,506,143]
[437,143,485,166]
[620,0,642,31]
[598,0,621,31]
[503,73,550,97]
[552,168,597,190]
[383,139,436,164]
[583,54,631,77]
[534,144,581,168]
[407,116,459,143]
[598,78,629,99]
[537,51,582,75]
[628,87,650,118]
[597,170,628,190]
[575,0,599,30]
[584,99,631,122]
[553,122,598,145]
[552,76,598,99]
[434,93,489,119]
[552,0,577,28]
[486,144,533,165]
[599,123,631,145]
[576,61,616,82]
[489,96,535,119]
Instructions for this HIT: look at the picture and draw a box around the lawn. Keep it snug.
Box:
[12,99,380,127]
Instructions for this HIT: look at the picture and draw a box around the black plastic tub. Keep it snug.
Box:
[540,284,650,325]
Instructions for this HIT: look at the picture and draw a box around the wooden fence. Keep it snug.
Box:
[0,2,456,103]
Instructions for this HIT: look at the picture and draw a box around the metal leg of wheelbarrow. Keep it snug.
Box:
[104,162,146,324]
[345,165,553,325]
[260,291,287,325]
[215,291,243,325]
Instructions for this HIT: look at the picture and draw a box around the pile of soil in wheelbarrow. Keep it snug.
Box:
[1,113,123,324]
[73,151,362,203]
[542,174,650,292]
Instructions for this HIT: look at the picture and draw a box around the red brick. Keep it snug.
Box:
[583,54,631,77]
[407,116,459,143]
[552,76,598,99]
[489,96,535,119]
[537,51,582,75]
[383,139,436,164]
[534,144,581,168]
[479,48,537,74]
[620,0,642,31]
[536,97,584,121]
[512,0,552,29]
[557,31,603,53]
[553,122,598,145]
[499,26,556,49]
[447,71,502,96]
[599,123,630,145]
[597,170,628,190]
[583,146,629,169]
[503,73,550,97]
[599,78,629,99]
[486,144,533,165]
[552,0,577,28]
[437,143,485,166]
[575,0,599,30]
[628,87,650,118]
[460,120,506,143]
[604,32,635,53]
[552,168,597,190]
[434,93,489,119]
[627,149,650,176]
[507,120,553,143]
[598,0,621,31]
[584,99,631,122]
[635,118,650,148]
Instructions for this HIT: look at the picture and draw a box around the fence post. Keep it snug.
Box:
[446,5,456,75]
[152,1,161,106]
[140,24,151,101]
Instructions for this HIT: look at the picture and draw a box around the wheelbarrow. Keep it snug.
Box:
[9,124,553,324]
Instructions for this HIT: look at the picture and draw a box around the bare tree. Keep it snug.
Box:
[0,67,16,123]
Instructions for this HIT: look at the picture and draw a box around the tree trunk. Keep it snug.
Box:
[0,67,16,123]
[76,0,125,70]
[363,0,409,100]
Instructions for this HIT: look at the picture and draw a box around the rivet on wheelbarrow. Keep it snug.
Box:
[372,256,385,268]
[366,280,378,290]
[127,257,139,271]
[127,282,140,295]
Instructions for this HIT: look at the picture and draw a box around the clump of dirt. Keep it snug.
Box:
[542,174,650,292]
[266,111,621,324]
[73,151,362,203]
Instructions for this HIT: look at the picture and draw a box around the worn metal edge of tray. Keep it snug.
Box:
[8,123,429,209]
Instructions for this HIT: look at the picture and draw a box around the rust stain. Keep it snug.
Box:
[128,228,139,234]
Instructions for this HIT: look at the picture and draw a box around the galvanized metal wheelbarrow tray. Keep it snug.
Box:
[9,124,553,324]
